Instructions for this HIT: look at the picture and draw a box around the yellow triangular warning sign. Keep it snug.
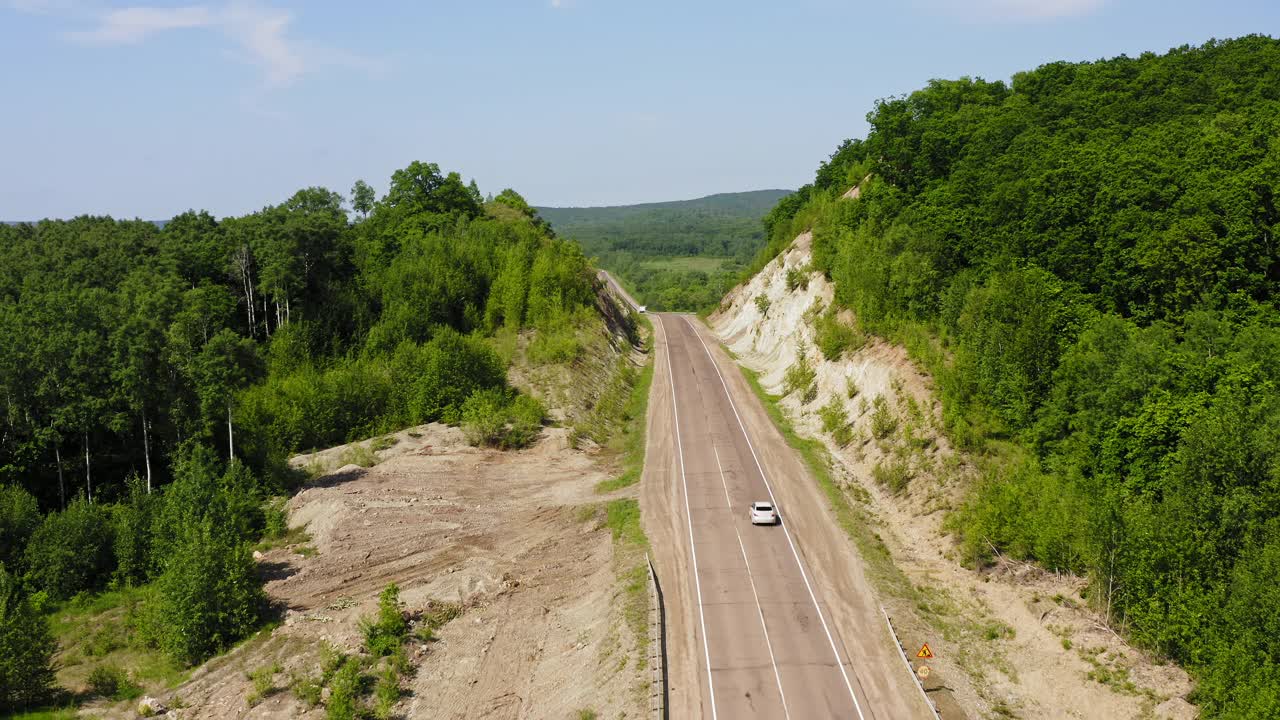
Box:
[916,643,934,659]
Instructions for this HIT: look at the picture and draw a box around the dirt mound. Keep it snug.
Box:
[708,234,1196,719]
[149,424,644,719]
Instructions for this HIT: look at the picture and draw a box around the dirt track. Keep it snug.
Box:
[641,314,931,719]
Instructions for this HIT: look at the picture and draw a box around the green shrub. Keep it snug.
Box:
[112,476,157,587]
[870,395,897,440]
[87,664,141,701]
[0,486,40,572]
[318,642,346,683]
[871,459,913,493]
[23,497,115,600]
[372,664,400,719]
[527,322,582,364]
[754,294,771,316]
[461,389,545,449]
[783,342,817,405]
[0,564,57,711]
[263,497,288,540]
[149,443,265,569]
[290,671,323,708]
[460,388,509,447]
[785,267,810,292]
[360,583,408,657]
[325,658,365,720]
[388,644,412,678]
[818,398,853,447]
[504,394,547,448]
[245,662,281,706]
[143,514,265,666]
[814,309,863,361]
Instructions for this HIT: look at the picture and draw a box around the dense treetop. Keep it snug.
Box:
[0,161,593,509]
[767,35,1280,716]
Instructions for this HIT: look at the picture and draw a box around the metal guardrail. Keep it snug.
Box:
[882,606,943,720]
[647,554,669,719]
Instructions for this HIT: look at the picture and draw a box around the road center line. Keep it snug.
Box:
[683,315,869,720]
[712,445,792,720]
[660,315,719,720]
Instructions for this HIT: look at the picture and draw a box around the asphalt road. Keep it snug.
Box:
[649,311,934,720]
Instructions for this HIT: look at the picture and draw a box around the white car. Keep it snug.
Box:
[749,501,779,525]
[637,305,647,314]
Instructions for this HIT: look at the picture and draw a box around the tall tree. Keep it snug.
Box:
[0,563,57,712]
[351,179,376,219]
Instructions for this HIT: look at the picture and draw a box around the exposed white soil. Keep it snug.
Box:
[708,230,1197,720]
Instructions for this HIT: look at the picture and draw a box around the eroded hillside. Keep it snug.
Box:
[709,231,1197,720]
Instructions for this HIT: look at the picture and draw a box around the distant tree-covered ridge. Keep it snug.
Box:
[767,35,1280,716]
[538,189,790,258]
[539,189,791,311]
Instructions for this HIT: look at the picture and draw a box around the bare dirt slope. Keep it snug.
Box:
[707,231,1197,720]
[152,423,646,720]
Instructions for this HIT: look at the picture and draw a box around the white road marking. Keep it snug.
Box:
[712,445,792,720]
[659,315,719,720]
[683,315,869,720]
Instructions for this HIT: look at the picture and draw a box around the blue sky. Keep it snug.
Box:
[1,0,1276,219]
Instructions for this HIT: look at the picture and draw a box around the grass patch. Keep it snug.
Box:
[48,586,188,695]
[369,435,399,453]
[338,443,379,468]
[604,499,651,661]
[640,256,731,274]
[593,353,655,493]
[413,601,463,643]
[245,662,283,707]
[0,708,81,719]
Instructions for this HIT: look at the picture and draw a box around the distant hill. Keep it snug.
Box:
[5,219,168,228]
[537,189,791,259]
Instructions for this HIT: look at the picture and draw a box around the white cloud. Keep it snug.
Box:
[11,1,373,90]
[220,3,304,87]
[68,6,213,44]
[932,0,1107,22]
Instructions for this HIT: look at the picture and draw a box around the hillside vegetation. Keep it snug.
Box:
[762,36,1280,716]
[0,163,596,712]
[539,190,790,311]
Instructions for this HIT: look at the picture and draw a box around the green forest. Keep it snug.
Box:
[765,36,1280,716]
[0,162,596,711]
[539,190,790,311]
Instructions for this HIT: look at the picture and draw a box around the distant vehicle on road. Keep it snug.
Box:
[637,305,646,313]
[749,501,778,525]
